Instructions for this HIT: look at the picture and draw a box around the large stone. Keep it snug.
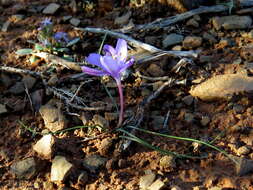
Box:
[162,33,184,48]
[51,156,73,182]
[10,157,37,179]
[33,134,55,159]
[42,3,60,14]
[212,16,252,30]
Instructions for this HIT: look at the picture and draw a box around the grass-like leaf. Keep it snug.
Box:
[15,48,33,55]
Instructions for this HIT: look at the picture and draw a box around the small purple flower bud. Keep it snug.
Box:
[54,32,69,43]
[38,18,52,30]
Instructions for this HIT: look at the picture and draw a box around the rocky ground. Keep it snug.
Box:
[2,0,253,190]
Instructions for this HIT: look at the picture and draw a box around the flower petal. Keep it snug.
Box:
[119,58,134,73]
[115,39,128,61]
[81,66,106,76]
[103,45,116,57]
[100,56,121,79]
[86,53,102,68]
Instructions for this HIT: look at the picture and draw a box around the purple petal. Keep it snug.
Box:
[86,53,102,68]
[100,56,121,79]
[81,66,106,76]
[103,45,116,57]
[115,39,128,61]
[119,58,134,73]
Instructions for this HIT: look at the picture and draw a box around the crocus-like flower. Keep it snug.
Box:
[38,18,52,30]
[54,32,69,43]
[82,39,134,127]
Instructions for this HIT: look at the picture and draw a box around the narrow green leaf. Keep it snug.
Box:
[34,43,44,51]
[66,37,80,47]
[15,48,33,55]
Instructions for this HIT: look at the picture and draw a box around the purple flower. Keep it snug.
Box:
[81,39,134,127]
[54,32,69,43]
[38,18,52,30]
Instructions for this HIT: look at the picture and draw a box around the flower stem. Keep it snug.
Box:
[116,79,124,127]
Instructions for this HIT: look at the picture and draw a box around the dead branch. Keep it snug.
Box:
[33,52,82,72]
[75,27,199,58]
[0,66,43,78]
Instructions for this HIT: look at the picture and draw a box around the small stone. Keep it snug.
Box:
[139,170,156,189]
[151,115,165,130]
[9,82,25,94]
[233,104,244,114]
[1,20,11,32]
[184,113,195,123]
[51,156,73,182]
[10,14,25,23]
[193,15,201,21]
[63,16,72,22]
[114,11,131,25]
[98,138,113,155]
[147,64,164,77]
[212,16,252,30]
[69,18,80,26]
[145,36,157,45]
[83,154,107,173]
[92,114,109,128]
[43,181,54,189]
[199,55,213,63]
[236,146,250,156]
[182,95,194,105]
[22,75,37,90]
[203,32,217,44]
[186,18,199,27]
[104,112,118,122]
[0,104,7,114]
[33,134,55,159]
[162,33,184,48]
[183,36,202,49]
[234,156,253,176]
[171,45,182,51]
[39,101,68,132]
[77,171,88,185]
[159,155,176,168]
[200,116,210,126]
[10,157,37,179]
[43,3,60,14]
[148,179,165,190]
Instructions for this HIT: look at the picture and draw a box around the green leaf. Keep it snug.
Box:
[15,48,33,55]
[53,47,69,52]
[34,43,44,51]
[66,37,80,47]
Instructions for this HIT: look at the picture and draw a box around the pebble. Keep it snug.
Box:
[200,116,210,126]
[139,170,156,189]
[236,146,250,156]
[159,155,176,168]
[151,115,165,130]
[148,179,165,190]
[234,156,253,176]
[114,11,131,25]
[233,104,244,114]
[83,154,107,173]
[171,45,182,51]
[8,82,25,94]
[22,75,37,90]
[182,95,194,106]
[39,101,68,132]
[10,157,37,179]
[147,64,164,77]
[92,114,109,129]
[162,33,184,48]
[212,16,252,30]
[183,36,202,49]
[43,3,60,14]
[0,104,7,114]
[184,113,195,123]
[98,138,114,155]
[186,18,199,27]
[203,32,217,44]
[145,36,157,45]
[69,18,80,26]
[51,156,73,182]
[199,55,213,63]
[33,134,55,159]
